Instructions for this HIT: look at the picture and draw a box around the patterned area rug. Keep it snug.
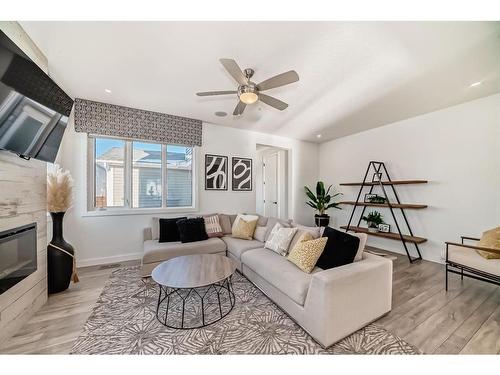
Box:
[70,266,420,354]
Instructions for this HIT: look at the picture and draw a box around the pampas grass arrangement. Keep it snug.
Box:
[47,165,73,213]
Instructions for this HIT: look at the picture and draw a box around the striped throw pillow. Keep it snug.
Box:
[204,215,223,238]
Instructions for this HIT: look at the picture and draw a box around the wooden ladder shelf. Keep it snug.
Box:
[340,161,427,263]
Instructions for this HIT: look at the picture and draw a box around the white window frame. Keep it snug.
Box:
[85,134,197,216]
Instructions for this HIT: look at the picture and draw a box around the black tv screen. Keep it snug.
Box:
[0,31,73,163]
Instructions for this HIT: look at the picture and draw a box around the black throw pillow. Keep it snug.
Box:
[158,217,187,243]
[176,217,209,243]
[316,227,360,269]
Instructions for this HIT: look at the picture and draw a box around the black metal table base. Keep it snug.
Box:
[155,276,235,329]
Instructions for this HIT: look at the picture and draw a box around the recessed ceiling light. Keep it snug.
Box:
[316,134,322,139]
[104,88,112,93]
[215,111,227,117]
[469,81,482,87]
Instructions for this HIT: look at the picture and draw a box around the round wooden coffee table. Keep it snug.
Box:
[151,254,237,329]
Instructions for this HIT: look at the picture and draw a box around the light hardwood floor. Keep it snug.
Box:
[0,251,499,354]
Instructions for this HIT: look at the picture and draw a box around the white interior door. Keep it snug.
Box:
[263,152,279,218]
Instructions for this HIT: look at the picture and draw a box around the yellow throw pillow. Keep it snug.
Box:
[287,233,327,273]
[232,218,258,240]
[476,227,500,259]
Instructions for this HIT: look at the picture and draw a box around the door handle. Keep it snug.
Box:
[273,201,278,204]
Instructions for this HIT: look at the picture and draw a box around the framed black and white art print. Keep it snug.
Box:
[232,157,252,191]
[205,154,228,190]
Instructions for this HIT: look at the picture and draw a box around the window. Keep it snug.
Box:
[94,138,125,208]
[88,136,195,211]
[132,141,162,208]
[166,145,193,207]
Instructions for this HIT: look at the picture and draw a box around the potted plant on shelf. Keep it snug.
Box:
[305,181,342,227]
[362,211,384,232]
[47,165,78,294]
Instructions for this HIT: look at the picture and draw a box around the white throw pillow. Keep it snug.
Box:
[151,217,160,240]
[232,214,259,233]
[265,227,298,256]
[352,233,368,261]
[266,222,283,242]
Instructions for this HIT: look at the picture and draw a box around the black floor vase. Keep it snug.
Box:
[48,211,74,294]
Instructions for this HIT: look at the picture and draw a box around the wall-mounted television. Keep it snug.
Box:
[0,30,73,163]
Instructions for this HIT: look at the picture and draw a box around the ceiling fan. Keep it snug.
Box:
[196,58,299,116]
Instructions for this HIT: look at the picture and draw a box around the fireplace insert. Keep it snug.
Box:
[0,223,37,295]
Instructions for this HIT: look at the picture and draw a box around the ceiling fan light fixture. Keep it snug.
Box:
[197,58,299,115]
[239,91,258,104]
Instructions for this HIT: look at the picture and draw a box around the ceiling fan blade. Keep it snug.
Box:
[258,93,289,111]
[220,58,247,85]
[233,100,246,116]
[196,90,237,96]
[257,70,299,91]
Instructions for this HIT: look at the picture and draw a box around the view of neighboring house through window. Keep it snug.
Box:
[95,138,125,208]
[132,141,162,208]
[167,145,193,207]
[90,136,194,210]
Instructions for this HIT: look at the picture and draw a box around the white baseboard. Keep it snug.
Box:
[77,252,142,268]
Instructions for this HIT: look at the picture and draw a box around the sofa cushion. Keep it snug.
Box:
[448,245,500,276]
[242,248,319,305]
[253,226,267,242]
[204,214,223,238]
[265,227,298,256]
[287,234,328,273]
[159,217,186,242]
[222,236,264,260]
[218,214,233,235]
[476,227,500,259]
[232,217,258,240]
[176,218,209,243]
[151,217,161,240]
[245,213,269,227]
[232,214,259,233]
[289,224,321,251]
[143,237,226,265]
[316,227,359,270]
[352,233,368,261]
[264,217,291,241]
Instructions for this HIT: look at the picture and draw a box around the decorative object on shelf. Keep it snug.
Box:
[362,211,384,232]
[367,194,387,204]
[232,157,252,191]
[340,161,427,263]
[47,165,78,294]
[205,154,228,190]
[364,193,377,203]
[378,223,391,233]
[304,181,342,227]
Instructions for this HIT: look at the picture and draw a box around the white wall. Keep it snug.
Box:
[55,119,318,266]
[319,93,500,263]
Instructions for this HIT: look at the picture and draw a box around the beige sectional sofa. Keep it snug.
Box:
[141,214,392,348]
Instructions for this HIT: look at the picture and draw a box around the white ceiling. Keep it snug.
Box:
[20,21,500,143]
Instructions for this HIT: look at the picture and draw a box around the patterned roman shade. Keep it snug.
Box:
[74,98,202,146]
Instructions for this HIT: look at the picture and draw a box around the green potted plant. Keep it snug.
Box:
[362,211,384,232]
[304,181,342,227]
